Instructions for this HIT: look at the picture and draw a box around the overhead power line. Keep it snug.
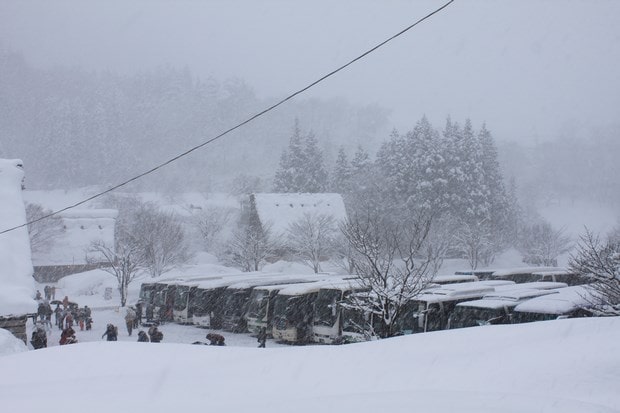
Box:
[1,0,455,235]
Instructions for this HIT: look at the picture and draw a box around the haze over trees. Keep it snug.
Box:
[0,48,389,192]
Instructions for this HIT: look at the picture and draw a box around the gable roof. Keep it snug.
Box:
[252,193,347,235]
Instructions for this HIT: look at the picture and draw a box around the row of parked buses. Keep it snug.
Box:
[137,267,595,345]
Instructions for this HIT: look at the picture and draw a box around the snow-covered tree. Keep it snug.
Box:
[340,210,440,338]
[193,206,234,252]
[131,204,191,277]
[25,203,65,253]
[517,220,572,266]
[570,229,620,315]
[330,147,352,193]
[273,120,328,193]
[226,194,278,271]
[287,213,337,273]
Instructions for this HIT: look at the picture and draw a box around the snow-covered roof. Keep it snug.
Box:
[276,277,354,296]
[32,209,118,266]
[252,193,347,235]
[513,285,597,315]
[491,266,564,277]
[0,159,36,316]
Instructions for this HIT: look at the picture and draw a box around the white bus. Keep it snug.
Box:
[312,279,366,344]
[511,285,597,323]
[402,280,516,334]
[245,276,337,336]
[219,274,327,332]
[271,278,355,344]
[448,282,568,329]
[489,267,565,283]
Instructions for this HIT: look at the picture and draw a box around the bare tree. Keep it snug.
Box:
[340,211,440,338]
[25,203,65,253]
[287,213,336,273]
[226,222,278,272]
[453,219,493,270]
[132,204,191,278]
[518,221,572,266]
[87,238,143,307]
[193,206,234,252]
[569,229,620,315]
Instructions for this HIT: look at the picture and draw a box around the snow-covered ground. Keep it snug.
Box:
[1,314,618,412]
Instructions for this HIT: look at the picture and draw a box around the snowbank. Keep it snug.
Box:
[0,317,617,412]
[0,328,28,357]
[0,159,36,316]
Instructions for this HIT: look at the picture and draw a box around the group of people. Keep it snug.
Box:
[102,322,163,343]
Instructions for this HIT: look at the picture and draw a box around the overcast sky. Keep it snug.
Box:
[1,0,619,144]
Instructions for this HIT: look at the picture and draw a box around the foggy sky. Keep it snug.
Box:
[1,0,619,144]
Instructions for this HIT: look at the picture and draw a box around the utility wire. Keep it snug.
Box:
[1,0,454,235]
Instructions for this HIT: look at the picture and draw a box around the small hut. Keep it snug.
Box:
[0,159,36,343]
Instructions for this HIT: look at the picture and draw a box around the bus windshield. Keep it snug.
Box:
[274,295,304,323]
[246,290,270,320]
[314,290,342,327]
[173,286,191,311]
[450,306,506,329]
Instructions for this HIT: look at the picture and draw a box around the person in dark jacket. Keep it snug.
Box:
[102,324,118,341]
[148,326,163,343]
[257,327,267,348]
[30,326,47,349]
[137,330,149,342]
[206,333,226,346]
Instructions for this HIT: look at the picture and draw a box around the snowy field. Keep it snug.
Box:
[1,316,618,412]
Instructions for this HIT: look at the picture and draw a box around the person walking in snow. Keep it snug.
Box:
[51,286,56,300]
[134,302,143,328]
[125,307,136,336]
[54,304,62,330]
[44,285,51,300]
[257,327,267,348]
[102,324,118,341]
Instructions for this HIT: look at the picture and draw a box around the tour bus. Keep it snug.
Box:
[312,279,367,344]
[488,267,565,283]
[447,282,568,329]
[432,274,479,285]
[531,269,588,286]
[138,283,158,307]
[245,282,317,336]
[144,273,224,323]
[271,278,352,344]
[219,275,325,332]
[172,273,271,325]
[186,274,276,328]
[511,285,596,323]
[454,270,497,280]
[400,280,517,334]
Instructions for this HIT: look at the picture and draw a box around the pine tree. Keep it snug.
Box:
[303,131,328,192]
[273,120,328,193]
[330,147,352,193]
[273,120,306,192]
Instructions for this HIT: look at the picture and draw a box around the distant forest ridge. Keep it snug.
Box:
[1,49,619,208]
